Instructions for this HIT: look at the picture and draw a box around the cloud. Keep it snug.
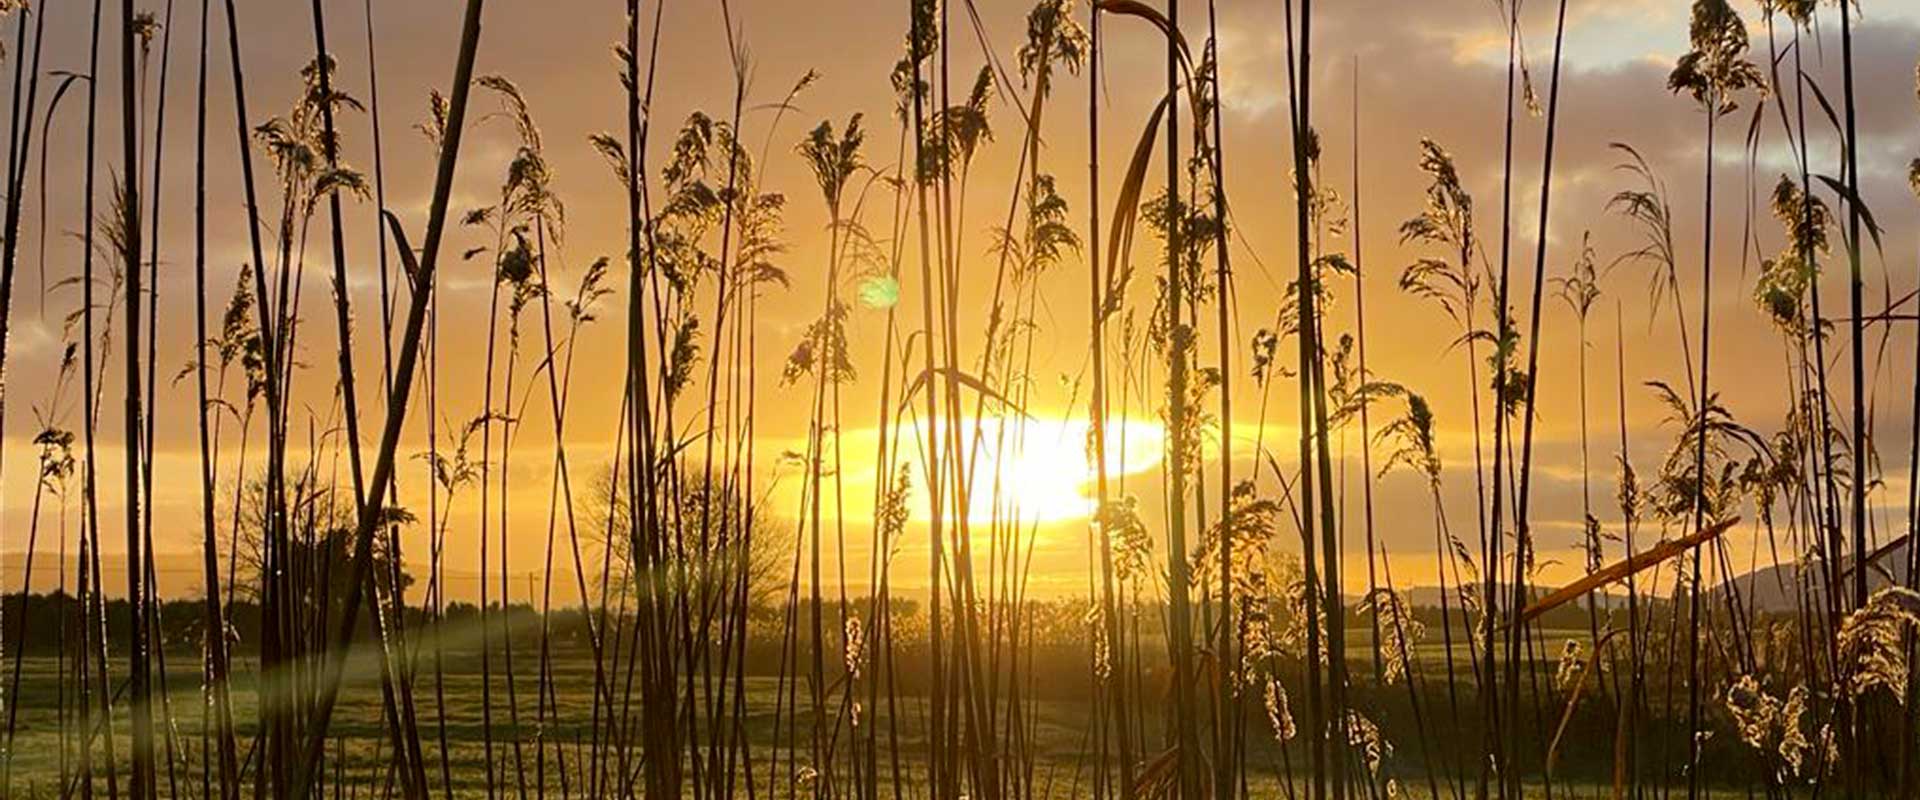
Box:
[8,0,1919,597]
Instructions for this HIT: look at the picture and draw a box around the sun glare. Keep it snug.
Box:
[928,417,1165,526]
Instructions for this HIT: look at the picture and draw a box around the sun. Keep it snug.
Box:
[932,417,1165,526]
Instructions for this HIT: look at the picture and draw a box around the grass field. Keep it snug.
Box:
[0,635,1786,800]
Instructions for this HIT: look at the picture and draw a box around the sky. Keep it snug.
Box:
[3,0,1919,605]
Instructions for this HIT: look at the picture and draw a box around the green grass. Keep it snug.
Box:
[0,633,1791,800]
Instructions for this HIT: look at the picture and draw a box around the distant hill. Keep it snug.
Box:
[1394,584,1629,610]
[1717,537,1912,613]
[1378,538,1913,619]
[1384,537,1914,616]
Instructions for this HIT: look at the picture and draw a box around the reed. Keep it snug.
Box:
[0,0,1917,797]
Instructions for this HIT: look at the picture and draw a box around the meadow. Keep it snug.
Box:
[0,629,1779,800]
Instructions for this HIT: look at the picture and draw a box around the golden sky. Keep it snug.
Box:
[4,0,1920,605]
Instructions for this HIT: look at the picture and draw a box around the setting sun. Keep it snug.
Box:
[928,417,1166,525]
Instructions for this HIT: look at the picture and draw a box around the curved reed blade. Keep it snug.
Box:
[1103,94,1168,302]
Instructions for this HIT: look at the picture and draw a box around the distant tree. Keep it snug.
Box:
[231,477,416,619]
[583,464,791,610]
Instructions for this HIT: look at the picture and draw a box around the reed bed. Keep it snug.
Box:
[0,0,1916,798]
